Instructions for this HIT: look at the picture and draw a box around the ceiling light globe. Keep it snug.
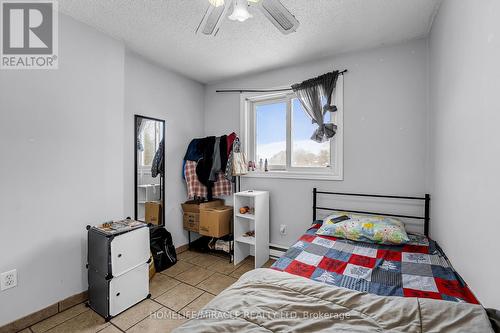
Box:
[228,0,253,22]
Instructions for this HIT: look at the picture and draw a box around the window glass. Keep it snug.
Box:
[255,101,287,168]
[140,120,161,166]
[291,98,331,167]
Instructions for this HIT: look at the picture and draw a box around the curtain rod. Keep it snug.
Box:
[215,69,347,93]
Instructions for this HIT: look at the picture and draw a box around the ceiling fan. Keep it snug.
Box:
[196,0,300,36]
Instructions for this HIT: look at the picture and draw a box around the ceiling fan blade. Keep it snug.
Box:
[257,0,300,34]
[196,0,232,36]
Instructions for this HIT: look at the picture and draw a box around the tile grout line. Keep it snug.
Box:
[108,322,126,333]
[122,303,183,333]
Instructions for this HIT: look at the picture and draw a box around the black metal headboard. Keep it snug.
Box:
[313,188,431,236]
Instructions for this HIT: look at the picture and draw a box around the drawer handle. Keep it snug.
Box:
[116,292,120,297]
[117,254,122,258]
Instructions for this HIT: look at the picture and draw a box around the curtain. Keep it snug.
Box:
[291,70,340,143]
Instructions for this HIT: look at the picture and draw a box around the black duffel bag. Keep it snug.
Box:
[149,225,177,272]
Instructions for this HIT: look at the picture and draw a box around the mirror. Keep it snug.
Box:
[134,115,165,225]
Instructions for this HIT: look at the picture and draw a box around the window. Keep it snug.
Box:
[139,120,162,167]
[241,76,343,180]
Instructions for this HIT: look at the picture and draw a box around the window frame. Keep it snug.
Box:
[240,76,344,181]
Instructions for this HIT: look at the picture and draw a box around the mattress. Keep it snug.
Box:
[271,220,478,304]
[173,269,492,333]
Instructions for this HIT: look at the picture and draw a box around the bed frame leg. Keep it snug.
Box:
[313,188,317,221]
[424,194,430,237]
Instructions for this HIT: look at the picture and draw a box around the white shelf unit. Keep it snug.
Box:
[136,183,161,220]
[234,190,269,268]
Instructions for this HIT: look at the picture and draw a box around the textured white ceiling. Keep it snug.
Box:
[59,0,441,83]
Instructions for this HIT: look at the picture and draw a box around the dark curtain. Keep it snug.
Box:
[291,70,340,143]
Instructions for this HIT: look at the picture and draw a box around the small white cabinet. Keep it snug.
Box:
[234,191,269,268]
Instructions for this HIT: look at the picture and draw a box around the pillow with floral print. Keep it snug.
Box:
[317,212,410,245]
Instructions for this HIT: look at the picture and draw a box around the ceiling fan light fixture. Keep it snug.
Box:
[258,0,300,34]
[208,0,225,7]
[228,0,253,22]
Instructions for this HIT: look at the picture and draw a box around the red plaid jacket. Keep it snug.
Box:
[184,161,232,199]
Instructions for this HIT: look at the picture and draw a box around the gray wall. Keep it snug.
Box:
[204,39,429,247]
[0,15,125,325]
[123,50,205,248]
[428,0,500,308]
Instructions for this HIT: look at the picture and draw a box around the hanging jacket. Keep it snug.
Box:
[195,136,216,186]
[151,139,164,178]
[220,135,228,173]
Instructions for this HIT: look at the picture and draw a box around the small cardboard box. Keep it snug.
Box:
[183,212,200,232]
[199,206,233,238]
[146,201,163,225]
[181,199,224,233]
[181,199,224,213]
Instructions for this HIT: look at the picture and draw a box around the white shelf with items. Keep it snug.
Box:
[136,183,161,220]
[234,190,269,268]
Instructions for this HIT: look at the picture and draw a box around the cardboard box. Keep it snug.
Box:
[146,201,163,225]
[181,199,224,233]
[199,206,233,238]
[181,199,224,213]
[183,212,200,232]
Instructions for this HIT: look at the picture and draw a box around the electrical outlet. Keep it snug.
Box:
[1,269,17,291]
[280,224,287,235]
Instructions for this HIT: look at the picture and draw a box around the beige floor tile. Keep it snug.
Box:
[18,329,32,333]
[208,259,239,275]
[174,265,214,286]
[31,303,89,333]
[262,259,276,268]
[176,250,201,261]
[230,263,254,278]
[160,261,194,278]
[149,273,180,299]
[155,283,204,311]
[187,253,223,268]
[110,299,162,331]
[178,293,216,319]
[126,308,186,333]
[197,273,237,295]
[44,310,109,333]
[97,325,121,333]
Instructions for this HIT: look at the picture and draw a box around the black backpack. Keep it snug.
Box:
[149,225,177,272]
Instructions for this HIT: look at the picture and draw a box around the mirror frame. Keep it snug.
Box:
[134,114,166,226]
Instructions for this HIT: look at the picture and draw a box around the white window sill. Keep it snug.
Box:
[241,171,343,181]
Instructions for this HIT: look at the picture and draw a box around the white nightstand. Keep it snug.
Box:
[233,190,269,268]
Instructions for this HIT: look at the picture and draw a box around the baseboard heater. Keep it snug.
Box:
[269,243,288,259]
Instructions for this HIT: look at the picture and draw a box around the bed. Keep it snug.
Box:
[173,189,493,332]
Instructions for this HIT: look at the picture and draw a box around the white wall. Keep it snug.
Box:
[0,15,205,327]
[205,39,429,247]
[0,15,125,326]
[428,0,500,308]
[123,51,205,249]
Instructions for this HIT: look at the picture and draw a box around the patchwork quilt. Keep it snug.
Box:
[271,221,479,304]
